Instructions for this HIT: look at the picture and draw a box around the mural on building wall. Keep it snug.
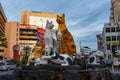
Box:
[29,16,58,30]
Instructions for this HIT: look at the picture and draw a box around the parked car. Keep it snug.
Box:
[0,62,17,71]
[0,59,7,63]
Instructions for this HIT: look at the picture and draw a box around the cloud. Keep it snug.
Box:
[0,0,111,50]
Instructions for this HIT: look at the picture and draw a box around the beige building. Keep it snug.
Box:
[4,22,19,59]
[110,0,120,22]
[4,22,38,59]
[19,24,37,49]
[0,3,7,55]
[21,11,58,30]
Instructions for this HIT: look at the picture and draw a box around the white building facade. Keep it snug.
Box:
[102,22,120,55]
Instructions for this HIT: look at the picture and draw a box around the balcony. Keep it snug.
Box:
[19,35,36,39]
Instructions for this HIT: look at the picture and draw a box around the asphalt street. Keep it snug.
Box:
[0,70,13,76]
[0,70,14,80]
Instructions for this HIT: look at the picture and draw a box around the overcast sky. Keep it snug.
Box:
[0,0,111,50]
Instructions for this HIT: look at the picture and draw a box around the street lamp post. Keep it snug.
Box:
[78,40,84,54]
[110,43,114,72]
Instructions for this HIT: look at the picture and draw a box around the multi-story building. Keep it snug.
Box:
[101,0,120,55]
[110,0,120,22]
[4,22,38,59]
[0,3,7,56]
[82,46,93,56]
[19,24,37,48]
[102,22,120,55]
[76,46,80,53]
[21,11,58,30]
[4,22,19,59]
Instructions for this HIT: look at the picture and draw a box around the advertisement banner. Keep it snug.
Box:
[37,27,45,47]
[97,34,103,46]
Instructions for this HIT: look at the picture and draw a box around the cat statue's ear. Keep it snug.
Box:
[47,20,49,23]
[57,15,59,17]
[62,13,65,17]
[50,21,52,23]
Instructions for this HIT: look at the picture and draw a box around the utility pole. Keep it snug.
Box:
[110,43,114,72]
[78,40,84,54]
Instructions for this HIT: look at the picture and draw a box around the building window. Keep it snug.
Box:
[17,28,18,31]
[117,36,120,41]
[109,23,111,26]
[16,38,18,41]
[106,36,111,41]
[16,33,18,36]
[111,27,116,32]
[0,50,4,52]
[112,36,116,41]
[116,27,120,32]
[106,28,110,32]
[112,45,117,54]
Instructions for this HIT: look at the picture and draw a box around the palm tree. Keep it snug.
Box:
[22,46,31,64]
[23,46,31,55]
[0,32,8,48]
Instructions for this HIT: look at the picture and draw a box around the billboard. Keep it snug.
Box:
[37,27,45,47]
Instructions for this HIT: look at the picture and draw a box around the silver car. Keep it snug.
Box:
[0,62,17,71]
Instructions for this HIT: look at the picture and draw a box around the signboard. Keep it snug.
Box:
[97,34,102,45]
[26,24,31,29]
[13,44,20,60]
[37,28,45,47]
[37,27,45,41]
[106,41,120,45]
[13,44,20,51]
[113,58,119,66]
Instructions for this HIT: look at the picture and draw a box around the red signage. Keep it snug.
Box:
[37,27,45,47]
[13,44,20,60]
[37,27,45,41]
[26,24,31,29]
